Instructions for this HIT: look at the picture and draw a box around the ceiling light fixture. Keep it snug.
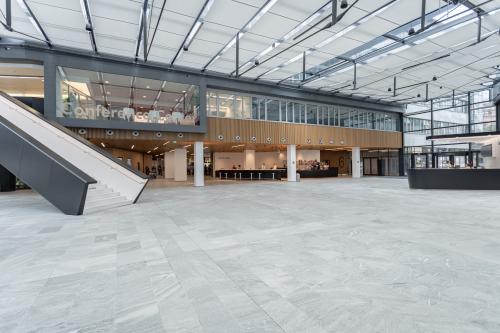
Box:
[259,0,400,79]
[203,0,278,70]
[340,0,349,9]
[182,0,214,52]
[131,145,135,149]
[153,147,159,150]
[100,142,106,148]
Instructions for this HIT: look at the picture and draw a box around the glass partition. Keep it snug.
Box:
[206,89,400,131]
[56,66,200,126]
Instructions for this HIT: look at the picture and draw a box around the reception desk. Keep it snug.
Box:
[215,169,286,180]
[298,167,338,178]
[408,168,500,190]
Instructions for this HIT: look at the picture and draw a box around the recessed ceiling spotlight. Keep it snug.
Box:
[417,93,421,98]
[142,95,147,98]
[432,76,437,81]
[131,145,135,149]
[340,0,348,9]
[106,91,110,94]
[254,59,260,66]
[105,80,109,84]
[408,27,416,35]
[146,85,150,89]
[388,87,392,92]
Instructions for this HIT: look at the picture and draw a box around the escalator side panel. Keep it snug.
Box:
[0,116,96,215]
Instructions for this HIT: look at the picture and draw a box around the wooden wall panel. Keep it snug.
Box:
[71,118,402,149]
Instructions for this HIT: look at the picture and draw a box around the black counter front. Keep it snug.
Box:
[216,169,286,180]
[298,167,338,178]
[408,168,500,190]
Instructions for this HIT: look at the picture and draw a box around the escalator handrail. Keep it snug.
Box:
[0,115,97,185]
[0,91,148,181]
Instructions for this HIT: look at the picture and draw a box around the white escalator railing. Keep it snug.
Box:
[0,93,148,212]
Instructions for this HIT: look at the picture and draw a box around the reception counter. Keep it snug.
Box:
[298,167,338,178]
[408,168,500,190]
[216,169,286,180]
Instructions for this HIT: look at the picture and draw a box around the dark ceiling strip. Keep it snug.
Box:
[142,0,148,61]
[171,0,210,66]
[6,0,11,29]
[81,0,98,53]
[292,0,359,41]
[146,0,167,60]
[19,0,51,47]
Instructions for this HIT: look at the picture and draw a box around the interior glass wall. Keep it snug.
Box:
[56,66,200,126]
[403,88,496,172]
[207,89,400,131]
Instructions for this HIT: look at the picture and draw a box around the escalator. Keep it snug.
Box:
[0,92,148,215]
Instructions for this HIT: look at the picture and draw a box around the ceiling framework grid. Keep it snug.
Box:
[0,0,498,105]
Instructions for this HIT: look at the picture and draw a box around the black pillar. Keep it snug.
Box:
[0,165,16,192]
[496,102,500,132]
[399,113,405,176]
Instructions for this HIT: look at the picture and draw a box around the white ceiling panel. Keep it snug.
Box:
[0,0,496,103]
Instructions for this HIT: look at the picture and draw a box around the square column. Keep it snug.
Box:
[352,147,361,178]
[174,148,187,182]
[165,151,175,179]
[287,144,297,182]
[244,149,255,170]
[193,141,204,187]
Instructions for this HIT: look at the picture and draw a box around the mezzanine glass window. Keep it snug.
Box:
[206,89,401,132]
[56,66,200,126]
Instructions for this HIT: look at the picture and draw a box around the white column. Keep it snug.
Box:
[193,141,204,187]
[352,147,361,178]
[165,151,175,179]
[174,148,187,181]
[287,144,297,182]
[244,149,255,170]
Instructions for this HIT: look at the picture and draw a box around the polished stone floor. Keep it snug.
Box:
[1,177,500,332]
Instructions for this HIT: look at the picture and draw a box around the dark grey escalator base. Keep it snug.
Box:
[0,165,16,192]
[0,115,96,215]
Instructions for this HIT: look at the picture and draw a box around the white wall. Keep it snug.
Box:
[297,150,320,162]
[255,151,286,169]
[214,152,245,170]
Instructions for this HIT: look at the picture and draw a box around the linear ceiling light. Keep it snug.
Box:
[258,0,400,79]
[202,0,278,70]
[15,0,51,47]
[79,0,98,53]
[236,1,334,73]
[171,0,215,66]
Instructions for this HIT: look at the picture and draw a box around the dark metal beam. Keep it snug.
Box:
[393,76,396,97]
[421,0,426,32]
[6,0,12,30]
[235,33,240,77]
[142,0,148,61]
[353,61,357,90]
[147,0,167,61]
[332,0,338,26]
[425,83,429,101]
[171,0,209,66]
[302,51,306,81]
[81,0,98,54]
[477,13,481,43]
[18,0,51,47]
